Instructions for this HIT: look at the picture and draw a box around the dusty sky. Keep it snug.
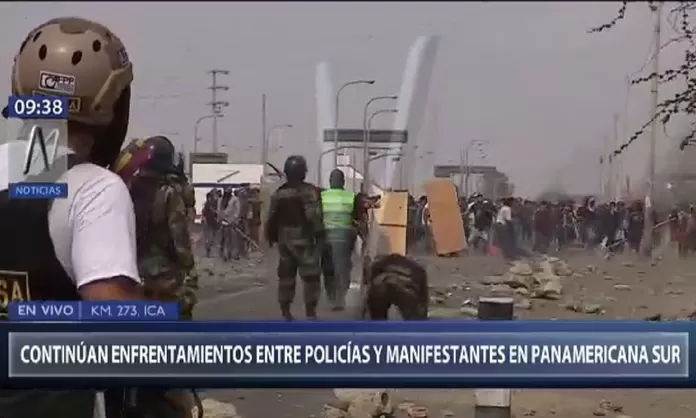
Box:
[0,2,686,197]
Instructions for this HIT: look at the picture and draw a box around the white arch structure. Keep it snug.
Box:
[315,35,440,192]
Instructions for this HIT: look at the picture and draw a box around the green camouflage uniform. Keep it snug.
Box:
[133,172,197,320]
[166,173,199,320]
[362,254,429,320]
[265,181,324,319]
[168,173,196,221]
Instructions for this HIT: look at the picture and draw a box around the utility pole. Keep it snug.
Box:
[626,176,631,197]
[603,134,610,201]
[459,148,467,196]
[460,140,488,197]
[619,74,631,200]
[598,155,604,198]
[612,113,620,201]
[261,93,267,178]
[207,69,230,153]
[334,79,375,168]
[641,2,662,257]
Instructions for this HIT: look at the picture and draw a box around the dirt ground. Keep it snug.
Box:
[373,248,696,418]
[194,246,696,418]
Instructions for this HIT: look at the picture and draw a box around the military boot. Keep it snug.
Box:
[305,302,318,320]
[280,303,293,321]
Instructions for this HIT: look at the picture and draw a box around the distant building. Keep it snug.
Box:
[191,163,263,216]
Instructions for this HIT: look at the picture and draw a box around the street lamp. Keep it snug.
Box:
[193,114,222,153]
[460,139,490,196]
[264,123,293,166]
[367,151,406,190]
[317,144,391,186]
[362,108,398,193]
[369,151,403,162]
[333,79,375,168]
[361,95,397,190]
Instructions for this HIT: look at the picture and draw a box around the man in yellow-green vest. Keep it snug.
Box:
[320,169,359,310]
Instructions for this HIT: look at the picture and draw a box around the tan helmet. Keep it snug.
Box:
[11,17,133,126]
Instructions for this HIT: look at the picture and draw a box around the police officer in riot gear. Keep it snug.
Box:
[265,155,324,320]
[114,136,197,319]
[114,135,200,417]
[284,155,307,178]
[0,17,143,418]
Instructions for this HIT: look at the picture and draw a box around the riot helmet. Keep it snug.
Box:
[329,168,345,189]
[8,17,133,167]
[283,155,307,182]
[112,136,177,185]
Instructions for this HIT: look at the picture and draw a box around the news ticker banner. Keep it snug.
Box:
[0,319,694,389]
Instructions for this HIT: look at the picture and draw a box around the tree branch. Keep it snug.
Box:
[588,1,629,33]
[592,1,696,157]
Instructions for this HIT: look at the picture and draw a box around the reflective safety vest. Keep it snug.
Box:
[321,188,355,229]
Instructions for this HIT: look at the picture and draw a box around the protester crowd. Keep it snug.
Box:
[197,185,262,261]
[406,192,696,260]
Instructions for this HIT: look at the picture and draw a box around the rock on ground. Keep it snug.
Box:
[330,389,391,418]
[201,398,242,418]
[408,250,696,418]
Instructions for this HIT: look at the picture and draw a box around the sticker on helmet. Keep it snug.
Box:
[38,70,76,95]
[67,97,81,113]
[113,152,132,173]
[117,47,129,66]
[31,90,80,113]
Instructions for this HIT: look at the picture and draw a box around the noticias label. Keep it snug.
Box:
[9,182,68,199]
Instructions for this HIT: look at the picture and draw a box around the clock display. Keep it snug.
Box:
[6,96,69,120]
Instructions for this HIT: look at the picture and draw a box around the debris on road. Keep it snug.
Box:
[562,301,604,315]
[201,398,242,418]
[598,399,624,413]
[406,405,428,418]
[331,389,396,418]
[206,246,696,418]
[459,306,479,317]
[502,258,566,300]
[515,298,533,310]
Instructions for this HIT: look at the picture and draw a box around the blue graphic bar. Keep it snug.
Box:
[8,301,179,321]
[0,321,693,388]
[9,183,68,199]
[7,96,69,120]
[7,331,687,378]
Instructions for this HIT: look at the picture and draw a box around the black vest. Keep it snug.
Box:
[0,156,80,318]
[0,156,96,417]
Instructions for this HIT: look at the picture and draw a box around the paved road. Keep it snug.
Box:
[195,253,341,418]
[193,249,696,418]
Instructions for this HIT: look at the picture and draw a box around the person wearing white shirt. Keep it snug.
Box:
[496,204,513,224]
[494,197,517,260]
[0,17,143,418]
